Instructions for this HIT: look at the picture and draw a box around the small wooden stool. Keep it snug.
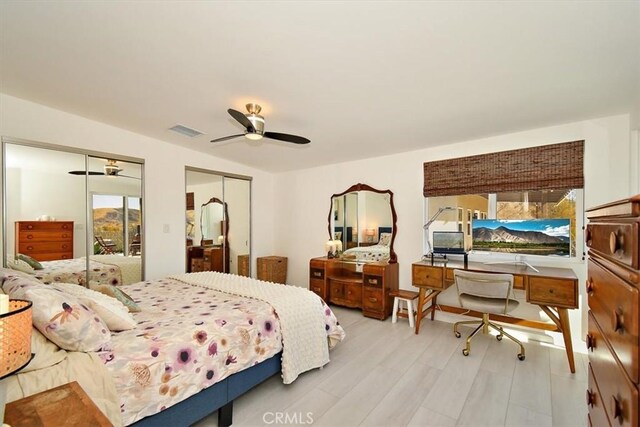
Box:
[390,290,419,327]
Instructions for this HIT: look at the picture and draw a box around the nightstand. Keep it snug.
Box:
[4,381,111,426]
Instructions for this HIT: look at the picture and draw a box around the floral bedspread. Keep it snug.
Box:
[342,244,390,262]
[99,278,344,426]
[35,257,123,286]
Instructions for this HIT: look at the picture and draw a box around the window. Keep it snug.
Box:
[92,194,142,256]
[428,189,581,257]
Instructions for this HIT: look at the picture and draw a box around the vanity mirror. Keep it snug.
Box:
[2,137,144,286]
[328,183,397,263]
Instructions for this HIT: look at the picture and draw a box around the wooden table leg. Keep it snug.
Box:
[430,293,438,321]
[415,288,426,335]
[558,307,576,374]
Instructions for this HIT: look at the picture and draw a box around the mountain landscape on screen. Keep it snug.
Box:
[472,219,570,256]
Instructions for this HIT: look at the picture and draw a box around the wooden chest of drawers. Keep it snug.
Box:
[15,221,73,261]
[586,194,640,427]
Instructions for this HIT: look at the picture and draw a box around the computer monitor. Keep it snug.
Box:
[432,231,465,254]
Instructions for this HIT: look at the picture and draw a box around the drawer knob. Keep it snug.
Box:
[27,235,33,239]
[27,246,33,250]
[609,231,624,255]
[368,297,378,303]
[613,308,624,332]
[586,389,595,407]
[585,333,595,351]
[586,278,594,295]
[585,227,592,246]
[27,225,33,229]
[313,272,322,277]
[610,395,623,422]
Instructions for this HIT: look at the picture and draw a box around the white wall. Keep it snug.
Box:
[275,113,633,351]
[0,94,276,279]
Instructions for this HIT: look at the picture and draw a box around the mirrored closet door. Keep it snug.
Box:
[185,167,251,276]
[2,137,145,286]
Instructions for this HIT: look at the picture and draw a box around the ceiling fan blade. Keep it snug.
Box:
[68,170,105,176]
[227,109,255,132]
[210,134,244,143]
[263,132,310,145]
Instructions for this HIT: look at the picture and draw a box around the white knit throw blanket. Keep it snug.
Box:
[168,272,330,384]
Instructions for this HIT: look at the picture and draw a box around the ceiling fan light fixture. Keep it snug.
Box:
[245,132,263,141]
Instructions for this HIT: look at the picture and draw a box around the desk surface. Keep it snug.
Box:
[412,259,578,281]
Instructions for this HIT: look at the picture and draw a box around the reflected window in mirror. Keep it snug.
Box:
[328,183,397,263]
[2,137,145,286]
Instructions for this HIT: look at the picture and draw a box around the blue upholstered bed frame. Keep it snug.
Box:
[132,352,282,427]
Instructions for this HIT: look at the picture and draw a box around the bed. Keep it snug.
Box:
[31,255,142,286]
[1,269,345,427]
[341,226,393,262]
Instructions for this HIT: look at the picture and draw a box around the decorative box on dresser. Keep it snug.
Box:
[15,221,73,261]
[586,194,639,427]
[308,257,399,320]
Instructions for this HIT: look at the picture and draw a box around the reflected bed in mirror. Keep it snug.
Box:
[328,183,397,263]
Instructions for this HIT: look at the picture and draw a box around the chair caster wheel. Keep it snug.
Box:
[517,354,525,361]
[462,349,469,356]
[454,332,461,338]
[496,335,503,341]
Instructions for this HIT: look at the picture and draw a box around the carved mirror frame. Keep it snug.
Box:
[327,183,398,263]
[200,197,229,246]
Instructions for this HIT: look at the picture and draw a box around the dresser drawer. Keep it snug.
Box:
[309,279,326,300]
[412,264,444,289]
[364,263,386,276]
[344,281,361,305]
[588,312,639,427]
[588,362,613,427]
[362,287,383,311]
[18,231,73,242]
[310,268,324,280]
[18,241,73,255]
[586,221,639,270]
[588,259,639,382]
[527,276,578,308]
[588,310,638,385]
[17,221,73,231]
[363,274,382,288]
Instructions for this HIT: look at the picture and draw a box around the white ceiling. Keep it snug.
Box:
[1,1,639,172]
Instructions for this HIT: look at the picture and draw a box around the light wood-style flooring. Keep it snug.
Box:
[196,306,588,427]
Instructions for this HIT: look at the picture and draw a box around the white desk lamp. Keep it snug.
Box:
[423,206,457,257]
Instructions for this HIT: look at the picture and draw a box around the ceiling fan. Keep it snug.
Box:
[68,160,140,179]
[210,103,310,145]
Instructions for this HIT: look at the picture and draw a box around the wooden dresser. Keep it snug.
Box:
[187,246,223,273]
[15,221,73,261]
[586,195,639,427]
[309,257,399,320]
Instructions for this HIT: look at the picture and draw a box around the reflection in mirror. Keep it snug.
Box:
[185,168,251,276]
[2,138,144,286]
[329,183,397,263]
[87,156,143,285]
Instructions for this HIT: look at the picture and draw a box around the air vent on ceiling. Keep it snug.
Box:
[169,124,204,138]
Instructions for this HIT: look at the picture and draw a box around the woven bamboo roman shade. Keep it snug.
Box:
[423,140,584,197]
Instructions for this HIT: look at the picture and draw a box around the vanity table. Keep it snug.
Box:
[187,245,224,273]
[309,257,398,320]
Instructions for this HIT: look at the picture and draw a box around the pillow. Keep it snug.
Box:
[89,282,140,313]
[17,253,44,270]
[1,272,42,294]
[6,257,35,274]
[8,280,111,352]
[378,232,392,246]
[52,283,136,331]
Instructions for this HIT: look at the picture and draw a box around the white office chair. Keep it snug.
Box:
[453,269,525,361]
